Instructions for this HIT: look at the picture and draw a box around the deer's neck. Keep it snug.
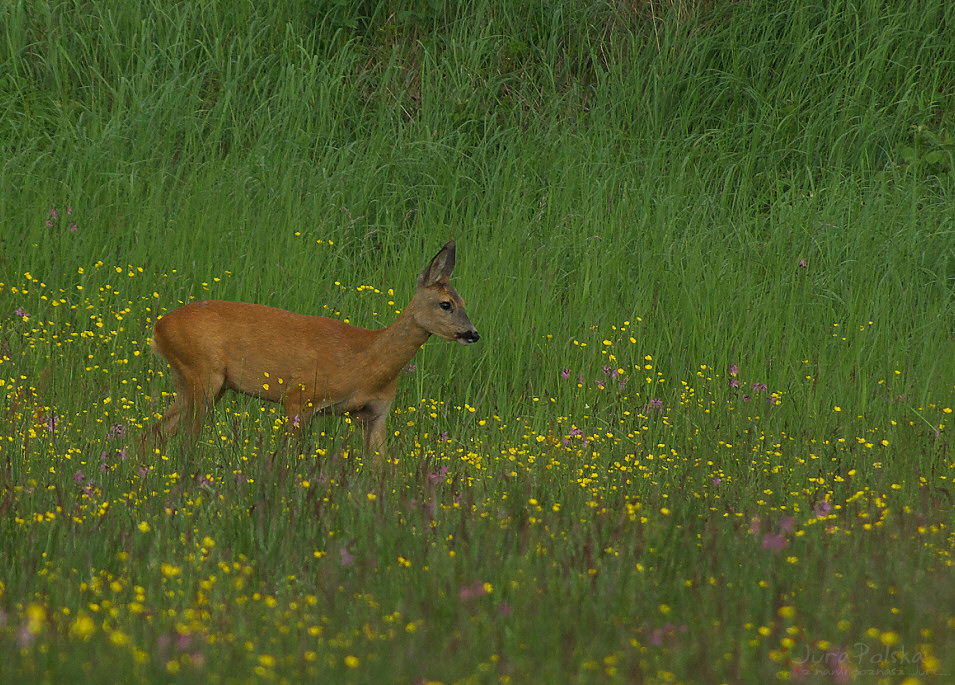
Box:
[364,304,430,383]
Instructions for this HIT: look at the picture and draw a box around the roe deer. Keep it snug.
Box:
[148,241,479,457]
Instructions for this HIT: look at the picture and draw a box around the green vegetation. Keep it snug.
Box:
[2,0,954,682]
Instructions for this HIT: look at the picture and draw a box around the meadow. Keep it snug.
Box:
[1,0,954,682]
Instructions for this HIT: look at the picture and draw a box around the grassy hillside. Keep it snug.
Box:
[2,0,954,682]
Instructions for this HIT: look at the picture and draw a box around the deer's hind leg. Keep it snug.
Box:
[156,364,226,444]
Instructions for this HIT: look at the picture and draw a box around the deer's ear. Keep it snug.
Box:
[418,241,456,288]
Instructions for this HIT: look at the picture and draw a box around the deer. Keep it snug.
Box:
[147,241,479,459]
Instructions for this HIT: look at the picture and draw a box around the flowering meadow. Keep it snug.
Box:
[3,1,955,682]
[2,244,953,683]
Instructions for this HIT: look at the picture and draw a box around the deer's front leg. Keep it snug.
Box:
[355,400,392,460]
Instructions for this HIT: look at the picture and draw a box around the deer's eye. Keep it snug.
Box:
[439,301,453,312]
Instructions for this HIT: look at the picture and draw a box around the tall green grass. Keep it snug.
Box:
[2,0,954,682]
